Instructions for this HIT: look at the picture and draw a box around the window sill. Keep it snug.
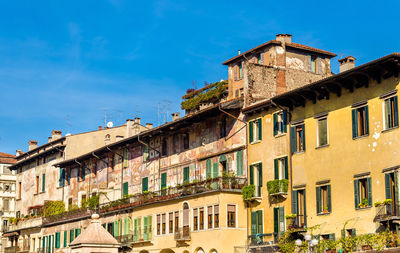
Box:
[356,206,372,211]
[352,134,369,140]
[293,151,305,155]
[274,133,286,138]
[250,140,261,145]
[382,126,399,133]
[316,144,329,149]
[317,212,331,216]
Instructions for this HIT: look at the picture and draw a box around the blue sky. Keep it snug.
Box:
[0,0,399,154]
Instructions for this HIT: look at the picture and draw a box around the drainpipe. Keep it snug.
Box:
[137,135,161,193]
[106,147,124,199]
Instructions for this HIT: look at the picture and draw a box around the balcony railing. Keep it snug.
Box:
[7,217,42,231]
[115,234,134,245]
[248,233,277,247]
[266,179,288,196]
[374,204,400,222]
[131,228,153,244]
[174,227,190,241]
[42,208,92,225]
[287,215,306,231]
[5,246,19,253]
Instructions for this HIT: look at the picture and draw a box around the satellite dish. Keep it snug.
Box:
[65,133,72,136]
[107,121,114,128]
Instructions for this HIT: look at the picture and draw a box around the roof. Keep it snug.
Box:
[0,152,16,164]
[15,137,65,161]
[55,98,243,168]
[222,40,336,65]
[69,214,119,247]
[242,53,400,114]
[10,145,66,170]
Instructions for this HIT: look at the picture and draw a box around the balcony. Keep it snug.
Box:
[130,229,153,245]
[266,179,288,196]
[115,234,134,246]
[5,246,19,253]
[7,217,42,231]
[287,215,306,231]
[174,227,190,241]
[374,204,400,223]
[42,208,92,225]
[247,234,279,253]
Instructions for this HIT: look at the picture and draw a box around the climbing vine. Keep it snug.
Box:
[181,81,228,110]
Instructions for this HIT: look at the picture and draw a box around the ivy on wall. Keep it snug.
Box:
[181,80,228,110]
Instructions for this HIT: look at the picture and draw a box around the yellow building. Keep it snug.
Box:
[269,53,400,239]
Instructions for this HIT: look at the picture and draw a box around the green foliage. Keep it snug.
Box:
[358,198,369,208]
[181,81,228,110]
[285,214,297,219]
[68,204,79,212]
[86,195,100,210]
[241,184,255,201]
[384,198,393,205]
[374,201,382,207]
[43,200,65,217]
[266,179,288,195]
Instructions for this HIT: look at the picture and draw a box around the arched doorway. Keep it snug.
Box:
[160,249,175,253]
[183,202,190,237]
[195,247,205,253]
[209,249,218,253]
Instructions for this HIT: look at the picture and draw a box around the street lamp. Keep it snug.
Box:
[295,234,319,253]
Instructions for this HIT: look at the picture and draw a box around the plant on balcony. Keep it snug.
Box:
[374,201,383,207]
[68,204,79,212]
[43,200,65,217]
[358,198,369,208]
[266,179,288,195]
[241,184,255,201]
[181,81,228,110]
[383,199,393,205]
[285,214,297,219]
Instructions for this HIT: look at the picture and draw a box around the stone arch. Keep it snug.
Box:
[209,249,218,253]
[139,251,150,253]
[195,247,205,253]
[160,249,175,253]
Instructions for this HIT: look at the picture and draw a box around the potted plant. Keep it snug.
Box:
[358,198,369,208]
[374,201,383,207]
[241,185,255,201]
[383,199,393,205]
[325,239,337,253]
[360,234,373,250]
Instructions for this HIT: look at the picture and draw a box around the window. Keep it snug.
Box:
[183,167,189,183]
[385,173,398,216]
[79,166,85,182]
[220,117,227,138]
[250,210,262,242]
[42,174,46,192]
[273,207,285,237]
[142,145,149,162]
[161,173,167,192]
[162,213,166,234]
[214,205,219,228]
[250,163,262,197]
[123,148,129,168]
[63,231,67,247]
[354,178,372,209]
[311,55,317,73]
[161,138,167,156]
[193,208,198,231]
[317,117,328,147]
[59,168,65,187]
[81,194,87,207]
[220,155,227,174]
[156,215,161,235]
[3,198,9,211]
[316,185,331,214]
[273,111,288,136]
[66,169,71,185]
[69,229,74,243]
[239,63,243,79]
[207,206,213,229]
[174,211,179,232]
[227,205,236,227]
[291,124,305,153]
[249,118,262,143]
[169,213,173,233]
[68,198,73,208]
[384,96,399,129]
[183,133,189,150]
[236,150,243,176]
[292,189,306,228]
[143,216,152,240]
[18,182,21,199]
[142,177,148,193]
[36,176,39,194]
[133,218,141,241]
[274,157,288,180]
[55,232,60,249]
[352,105,369,138]
[123,182,129,197]
[3,166,11,175]
[199,207,204,230]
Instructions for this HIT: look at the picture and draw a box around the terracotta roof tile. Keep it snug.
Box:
[286,42,337,57]
[0,152,16,164]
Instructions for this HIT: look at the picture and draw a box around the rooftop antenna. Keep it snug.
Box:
[101,108,109,128]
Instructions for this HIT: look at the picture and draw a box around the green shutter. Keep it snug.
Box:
[352,109,358,138]
[249,121,254,143]
[327,185,332,212]
[236,150,243,176]
[42,235,46,253]
[75,228,81,237]
[395,171,400,216]
[367,177,372,206]
[257,210,263,234]
[258,163,262,196]
[42,174,46,192]
[123,218,127,235]
[206,159,212,178]
[124,148,129,168]
[301,124,306,151]
[123,182,129,197]
[385,173,392,201]
[143,216,149,240]
[351,228,356,237]
[114,220,119,237]
[394,96,399,127]
[249,165,254,185]
[273,208,278,234]
[59,168,65,187]
[212,163,219,178]
[81,166,86,181]
[283,110,288,133]
[385,99,392,128]
[284,157,288,180]
[316,187,321,214]
[365,106,369,135]
[278,207,284,235]
[63,231,67,247]
[69,229,74,243]
[274,159,279,180]
[292,191,298,214]
[183,167,189,183]
[251,212,257,235]
[290,126,296,153]
[257,118,262,140]
[329,233,335,241]
[142,177,148,192]
[273,113,278,136]
[354,180,360,209]
[55,232,60,249]
[161,173,167,189]
[303,190,307,227]
[134,218,138,241]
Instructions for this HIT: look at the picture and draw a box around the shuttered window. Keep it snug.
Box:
[63,231,67,247]
[161,173,167,190]
[384,96,399,129]
[142,177,148,193]
[59,168,65,187]
[236,150,243,176]
[55,232,60,249]
[123,182,129,197]
[69,229,74,243]
[206,159,212,179]
[250,163,262,197]
[227,205,236,228]
[316,185,331,214]
[352,105,369,138]
[183,167,189,183]
[249,118,262,143]
[274,157,288,180]
[291,124,305,153]
[42,174,46,192]
[354,178,372,209]
[212,162,219,178]
[317,117,328,147]
[251,210,263,236]
[273,111,288,136]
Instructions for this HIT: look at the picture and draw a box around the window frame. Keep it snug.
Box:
[316,184,331,215]
[227,204,236,228]
[317,117,328,147]
[352,105,369,139]
[249,118,262,144]
[273,111,288,136]
[383,95,399,130]
[354,177,372,209]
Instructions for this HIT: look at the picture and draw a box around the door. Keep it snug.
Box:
[183,203,189,237]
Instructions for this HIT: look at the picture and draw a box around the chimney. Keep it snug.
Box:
[134,117,141,125]
[338,56,356,73]
[51,130,62,140]
[28,140,38,151]
[16,150,24,157]
[146,123,153,129]
[98,126,102,130]
[126,119,134,137]
[276,34,292,44]
[116,135,124,142]
[48,137,52,143]
[238,50,241,55]
[172,112,180,121]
